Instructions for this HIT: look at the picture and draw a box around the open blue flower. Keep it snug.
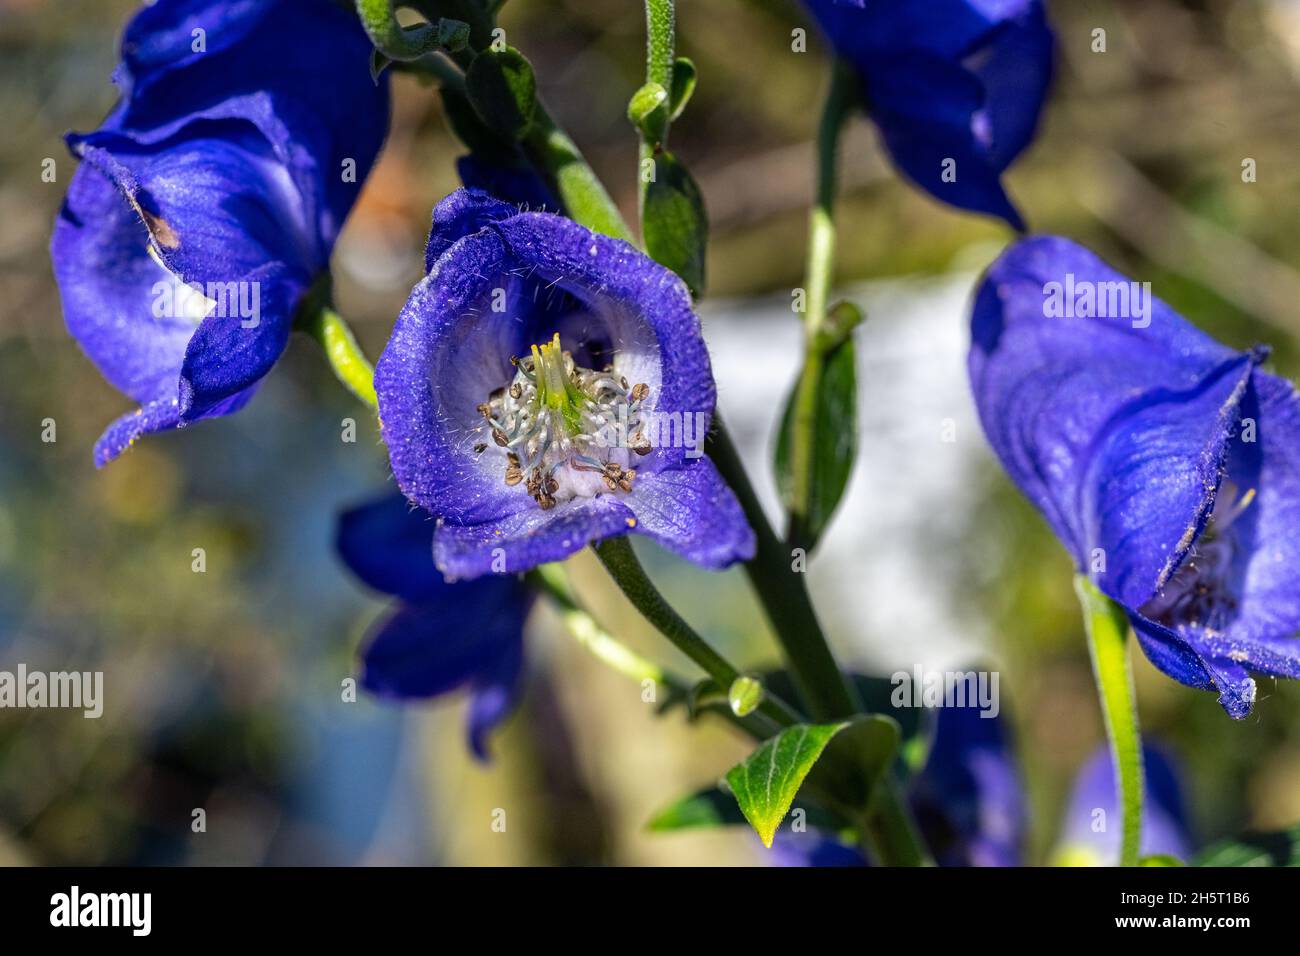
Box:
[801,0,1053,229]
[50,0,388,465]
[970,236,1300,717]
[375,189,755,579]
[1054,746,1193,865]
[337,493,534,760]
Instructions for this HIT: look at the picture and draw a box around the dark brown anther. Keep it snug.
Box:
[602,475,617,491]
[538,494,556,511]
[505,467,523,486]
[620,375,629,390]
[546,478,559,495]
[492,428,509,447]
[476,402,492,418]
[630,383,649,402]
[509,383,522,400]
[507,452,520,467]
[473,442,488,455]
[630,431,652,455]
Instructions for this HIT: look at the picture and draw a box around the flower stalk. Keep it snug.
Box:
[1076,575,1144,867]
[788,61,856,550]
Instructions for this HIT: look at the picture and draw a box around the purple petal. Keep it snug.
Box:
[433,495,637,579]
[337,494,443,603]
[627,459,756,569]
[358,581,530,701]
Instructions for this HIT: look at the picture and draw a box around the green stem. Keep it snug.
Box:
[637,0,675,237]
[1076,575,1144,867]
[529,564,780,738]
[643,0,675,93]
[531,564,681,690]
[524,103,634,243]
[593,536,806,729]
[861,778,932,867]
[298,300,378,410]
[788,61,855,548]
[707,415,859,721]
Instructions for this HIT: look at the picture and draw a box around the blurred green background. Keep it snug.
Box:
[1,0,1299,865]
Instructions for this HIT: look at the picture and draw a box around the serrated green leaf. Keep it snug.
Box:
[725,722,848,848]
[1194,826,1300,866]
[466,47,537,140]
[774,333,858,550]
[643,151,707,297]
[669,57,697,120]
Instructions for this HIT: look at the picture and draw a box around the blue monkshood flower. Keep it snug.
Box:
[50,0,389,465]
[337,493,534,760]
[773,699,1025,866]
[1053,746,1193,865]
[970,236,1300,718]
[374,189,755,579]
[801,0,1053,230]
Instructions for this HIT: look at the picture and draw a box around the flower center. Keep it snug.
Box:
[474,333,652,510]
[1138,482,1254,635]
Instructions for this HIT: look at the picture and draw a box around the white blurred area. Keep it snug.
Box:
[704,255,1002,675]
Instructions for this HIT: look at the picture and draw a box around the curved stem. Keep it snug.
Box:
[524,103,633,243]
[593,536,806,729]
[788,60,856,549]
[298,298,378,410]
[529,564,781,738]
[707,415,859,721]
[1076,575,1144,867]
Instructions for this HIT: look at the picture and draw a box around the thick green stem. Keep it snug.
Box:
[524,103,634,243]
[593,536,805,729]
[707,416,859,721]
[1076,575,1144,867]
[861,779,932,867]
[298,301,378,410]
[788,62,856,549]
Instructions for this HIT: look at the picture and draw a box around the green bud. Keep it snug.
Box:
[728,676,765,718]
[628,82,670,146]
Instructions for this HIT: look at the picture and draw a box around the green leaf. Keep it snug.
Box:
[669,57,697,120]
[724,722,847,848]
[643,151,707,297]
[466,47,537,140]
[1194,826,1300,866]
[774,331,859,551]
[804,714,901,811]
[647,788,742,831]
[647,787,844,833]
